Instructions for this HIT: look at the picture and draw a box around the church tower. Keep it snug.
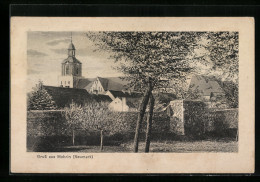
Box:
[58,33,83,88]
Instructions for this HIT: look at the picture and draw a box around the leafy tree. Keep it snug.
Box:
[221,81,238,108]
[28,81,57,110]
[81,102,133,151]
[189,32,239,84]
[63,102,84,145]
[171,32,239,103]
[81,102,110,151]
[63,102,129,151]
[86,32,199,152]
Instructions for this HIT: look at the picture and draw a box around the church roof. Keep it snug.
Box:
[76,78,95,89]
[98,77,126,91]
[62,56,81,64]
[108,90,142,98]
[43,85,111,108]
[84,82,94,90]
[68,42,75,50]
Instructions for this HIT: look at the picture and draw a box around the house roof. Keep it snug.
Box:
[188,75,224,96]
[62,56,81,64]
[43,85,111,108]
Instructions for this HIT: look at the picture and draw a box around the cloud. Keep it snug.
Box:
[27,68,39,74]
[46,38,71,46]
[27,49,48,57]
[51,48,67,55]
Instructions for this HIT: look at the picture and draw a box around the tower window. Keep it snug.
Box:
[61,81,62,84]
[65,81,66,84]
[68,81,70,84]
[66,66,69,75]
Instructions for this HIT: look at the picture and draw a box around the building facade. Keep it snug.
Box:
[58,38,83,88]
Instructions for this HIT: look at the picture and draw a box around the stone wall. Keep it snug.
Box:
[168,100,184,135]
[167,99,238,137]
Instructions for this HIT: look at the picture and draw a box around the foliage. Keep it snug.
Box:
[27,111,67,137]
[63,101,85,131]
[189,32,239,83]
[183,101,207,136]
[63,102,132,136]
[86,32,200,92]
[28,110,170,138]
[221,81,239,108]
[80,102,114,135]
[27,81,57,110]
[86,31,201,152]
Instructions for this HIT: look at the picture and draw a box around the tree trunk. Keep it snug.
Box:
[236,128,238,142]
[133,77,153,153]
[72,129,75,146]
[145,94,155,153]
[100,129,104,151]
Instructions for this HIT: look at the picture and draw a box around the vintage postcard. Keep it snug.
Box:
[11,17,255,173]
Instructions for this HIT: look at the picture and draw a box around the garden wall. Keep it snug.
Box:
[168,99,238,138]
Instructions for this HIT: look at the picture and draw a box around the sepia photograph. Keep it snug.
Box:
[11,17,254,173]
[27,31,239,153]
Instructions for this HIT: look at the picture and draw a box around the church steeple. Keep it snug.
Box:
[59,32,82,88]
[68,32,75,57]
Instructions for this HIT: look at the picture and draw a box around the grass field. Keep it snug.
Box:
[56,140,238,153]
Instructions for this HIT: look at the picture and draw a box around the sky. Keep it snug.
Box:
[27,31,123,91]
[27,31,238,92]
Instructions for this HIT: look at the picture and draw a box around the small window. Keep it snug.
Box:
[68,81,70,84]
[65,81,66,84]
[66,66,69,74]
[61,81,62,84]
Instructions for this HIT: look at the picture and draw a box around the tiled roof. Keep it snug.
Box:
[43,85,111,108]
[62,56,81,64]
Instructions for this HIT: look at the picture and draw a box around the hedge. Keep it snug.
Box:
[27,110,170,151]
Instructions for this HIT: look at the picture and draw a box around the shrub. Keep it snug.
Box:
[27,81,57,110]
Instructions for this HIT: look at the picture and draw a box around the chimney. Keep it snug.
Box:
[122,97,127,106]
[121,97,127,111]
